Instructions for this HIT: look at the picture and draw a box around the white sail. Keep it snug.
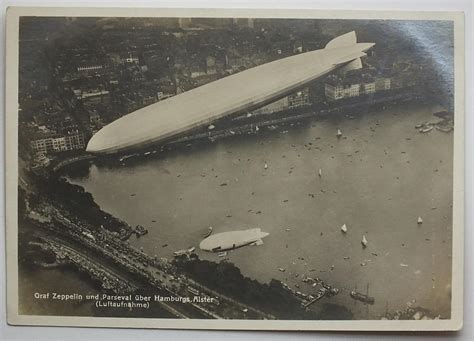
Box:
[417,216,423,224]
[337,129,342,137]
[318,169,322,177]
[341,224,348,233]
[361,235,368,247]
[264,162,268,169]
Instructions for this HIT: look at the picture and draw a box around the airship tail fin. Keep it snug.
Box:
[340,57,363,73]
[333,51,366,66]
[325,31,357,49]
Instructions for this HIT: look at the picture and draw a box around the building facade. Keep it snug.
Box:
[251,87,311,115]
[31,132,86,155]
[325,75,391,101]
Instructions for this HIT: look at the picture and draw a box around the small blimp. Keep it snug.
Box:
[199,228,270,252]
[86,31,375,154]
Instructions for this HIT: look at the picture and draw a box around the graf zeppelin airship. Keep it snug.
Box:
[199,228,270,252]
[86,31,374,154]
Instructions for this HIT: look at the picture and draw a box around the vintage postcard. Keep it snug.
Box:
[5,7,464,331]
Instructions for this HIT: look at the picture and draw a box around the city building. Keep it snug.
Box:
[157,91,174,101]
[31,132,86,155]
[324,74,391,101]
[120,54,140,64]
[206,56,217,75]
[375,77,391,91]
[74,89,111,105]
[32,153,51,168]
[288,88,310,109]
[251,87,311,115]
[77,64,104,73]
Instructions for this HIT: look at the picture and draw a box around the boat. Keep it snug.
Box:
[174,249,187,256]
[278,267,286,272]
[173,246,196,257]
[255,125,260,132]
[119,153,138,162]
[218,251,227,257]
[337,129,342,137]
[419,126,433,133]
[341,224,348,233]
[318,169,322,177]
[264,162,268,170]
[350,290,375,305]
[361,235,368,248]
[435,125,453,133]
[135,224,148,236]
[144,151,151,155]
[418,216,423,224]
[203,226,213,238]
[208,124,215,130]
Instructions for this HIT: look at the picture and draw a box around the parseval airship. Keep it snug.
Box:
[86,31,374,154]
[199,228,270,252]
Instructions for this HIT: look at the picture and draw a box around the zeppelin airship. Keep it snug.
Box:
[199,228,270,252]
[86,31,374,154]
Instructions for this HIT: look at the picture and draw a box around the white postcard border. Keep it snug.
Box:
[5,6,465,331]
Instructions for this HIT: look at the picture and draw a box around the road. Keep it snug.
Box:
[33,205,273,320]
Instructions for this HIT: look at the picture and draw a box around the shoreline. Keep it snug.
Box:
[53,88,426,174]
[66,100,452,320]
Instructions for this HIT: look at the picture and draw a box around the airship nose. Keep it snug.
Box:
[86,135,101,153]
[86,131,110,154]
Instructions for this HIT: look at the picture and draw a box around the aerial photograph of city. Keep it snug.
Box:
[12,14,457,324]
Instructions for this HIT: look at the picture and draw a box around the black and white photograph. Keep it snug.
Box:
[5,7,465,331]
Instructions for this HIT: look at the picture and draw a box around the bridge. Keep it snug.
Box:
[52,154,96,172]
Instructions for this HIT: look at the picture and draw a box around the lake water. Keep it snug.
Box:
[68,102,453,319]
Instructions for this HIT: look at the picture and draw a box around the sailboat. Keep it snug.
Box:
[341,224,348,233]
[361,235,368,248]
[417,216,423,224]
[337,129,343,137]
[255,125,260,132]
[318,169,322,177]
[264,162,268,170]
